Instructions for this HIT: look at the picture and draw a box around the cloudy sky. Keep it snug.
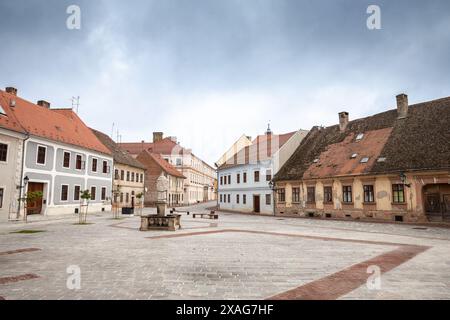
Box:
[1,0,449,165]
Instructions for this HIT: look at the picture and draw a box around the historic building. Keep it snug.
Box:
[91,129,146,211]
[274,94,450,223]
[217,127,308,214]
[135,150,185,206]
[0,87,113,219]
[120,132,216,204]
[0,88,27,221]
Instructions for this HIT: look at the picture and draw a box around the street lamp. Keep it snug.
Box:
[399,172,411,188]
[268,180,276,216]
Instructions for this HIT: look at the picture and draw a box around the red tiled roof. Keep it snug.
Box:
[137,150,185,178]
[120,138,186,155]
[0,90,111,155]
[219,131,296,169]
[0,92,26,134]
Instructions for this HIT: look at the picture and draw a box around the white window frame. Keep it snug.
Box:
[73,185,81,201]
[36,145,47,166]
[101,187,107,201]
[0,141,9,164]
[75,154,83,171]
[60,184,69,202]
[0,187,4,208]
[92,157,98,172]
[63,151,71,168]
[90,186,97,201]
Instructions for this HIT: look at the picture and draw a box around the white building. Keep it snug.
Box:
[217,127,308,214]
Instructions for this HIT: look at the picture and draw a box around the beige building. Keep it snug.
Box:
[92,129,146,211]
[274,94,450,223]
[120,132,216,204]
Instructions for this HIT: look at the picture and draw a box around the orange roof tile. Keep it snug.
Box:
[138,150,185,178]
[0,90,111,155]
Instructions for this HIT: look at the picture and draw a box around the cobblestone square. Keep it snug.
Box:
[1,202,450,300]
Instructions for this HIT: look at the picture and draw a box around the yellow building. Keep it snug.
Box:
[274,94,450,223]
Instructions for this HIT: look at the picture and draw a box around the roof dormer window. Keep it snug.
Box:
[0,105,6,116]
[356,133,364,141]
[377,157,386,162]
[360,157,369,163]
[313,158,319,163]
[350,153,358,159]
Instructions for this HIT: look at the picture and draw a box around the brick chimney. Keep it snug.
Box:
[5,87,17,96]
[153,132,163,142]
[396,93,408,119]
[339,111,349,131]
[37,100,51,108]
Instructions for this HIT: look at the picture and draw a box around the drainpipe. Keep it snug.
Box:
[15,132,30,220]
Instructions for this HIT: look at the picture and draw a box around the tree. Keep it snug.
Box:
[79,189,91,224]
[112,184,121,219]
[19,191,44,223]
[136,192,144,216]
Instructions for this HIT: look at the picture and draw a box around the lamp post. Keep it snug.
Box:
[400,172,411,188]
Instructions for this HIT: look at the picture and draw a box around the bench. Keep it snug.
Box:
[192,211,219,220]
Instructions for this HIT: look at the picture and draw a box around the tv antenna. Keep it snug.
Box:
[71,96,80,113]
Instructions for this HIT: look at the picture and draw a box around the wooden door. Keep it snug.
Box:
[253,195,260,213]
[27,182,44,215]
[425,193,441,213]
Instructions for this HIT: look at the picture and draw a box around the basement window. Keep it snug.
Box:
[360,157,369,163]
[356,133,364,141]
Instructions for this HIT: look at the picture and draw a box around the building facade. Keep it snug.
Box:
[274,94,450,223]
[120,132,216,205]
[0,90,27,221]
[217,127,308,214]
[136,150,185,206]
[91,129,146,211]
[0,87,113,219]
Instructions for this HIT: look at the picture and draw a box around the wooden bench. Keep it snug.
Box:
[192,211,219,219]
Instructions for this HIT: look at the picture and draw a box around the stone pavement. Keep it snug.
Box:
[1,201,450,300]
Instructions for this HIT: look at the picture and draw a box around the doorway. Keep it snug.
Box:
[423,184,450,221]
[26,182,44,215]
[253,195,260,213]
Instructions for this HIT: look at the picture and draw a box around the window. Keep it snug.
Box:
[120,192,124,203]
[114,169,119,180]
[243,194,246,204]
[176,158,182,166]
[277,188,285,202]
[92,158,98,172]
[140,174,144,183]
[236,194,240,204]
[227,194,230,203]
[76,155,82,170]
[101,187,106,201]
[126,193,129,203]
[37,146,46,164]
[307,187,315,203]
[243,172,247,183]
[292,188,300,203]
[266,194,271,205]
[254,171,260,182]
[74,185,80,201]
[343,186,353,203]
[350,153,358,159]
[121,170,125,180]
[0,143,7,162]
[223,176,227,185]
[266,170,272,181]
[102,161,108,174]
[324,186,333,203]
[90,186,96,201]
[126,171,130,181]
[228,175,231,184]
[131,172,135,182]
[356,133,364,141]
[360,157,369,163]
[363,185,375,203]
[392,184,405,203]
[220,194,223,202]
[220,176,223,185]
[61,185,68,201]
[0,188,4,208]
[63,152,71,168]
[237,173,240,184]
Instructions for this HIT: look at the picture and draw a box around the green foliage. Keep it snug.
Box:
[80,189,91,200]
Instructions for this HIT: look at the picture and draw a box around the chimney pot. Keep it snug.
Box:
[37,100,51,108]
[153,132,163,143]
[338,111,349,131]
[5,87,17,96]
[396,93,408,119]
